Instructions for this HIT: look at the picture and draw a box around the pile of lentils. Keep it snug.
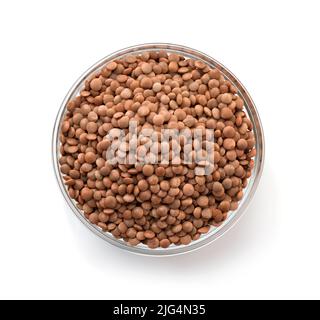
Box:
[59,51,256,249]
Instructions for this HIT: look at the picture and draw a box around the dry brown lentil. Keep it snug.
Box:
[142,165,154,177]
[182,184,194,197]
[153,114,164,126]
[90,78,102,91]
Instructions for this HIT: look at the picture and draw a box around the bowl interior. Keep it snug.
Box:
[52,43,264,256]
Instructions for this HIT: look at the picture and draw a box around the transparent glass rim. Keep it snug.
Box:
[52,43,265,257]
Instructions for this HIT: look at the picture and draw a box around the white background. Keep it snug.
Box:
[0,0,319,300]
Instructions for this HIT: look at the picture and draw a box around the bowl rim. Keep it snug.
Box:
[52,43,265,257]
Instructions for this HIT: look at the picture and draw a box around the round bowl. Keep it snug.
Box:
[52,43,265,256]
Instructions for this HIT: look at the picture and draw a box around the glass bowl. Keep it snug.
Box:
[52,43,265,256]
